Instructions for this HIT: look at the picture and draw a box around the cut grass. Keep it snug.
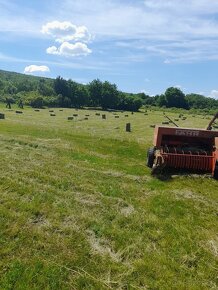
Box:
[0,105,217,289]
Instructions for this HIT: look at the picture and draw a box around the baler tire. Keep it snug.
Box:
[213,164,218,180]
[147,147,155,168]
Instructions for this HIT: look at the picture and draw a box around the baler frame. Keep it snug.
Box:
[147,113,218,178]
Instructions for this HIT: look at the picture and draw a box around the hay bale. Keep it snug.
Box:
[115,116,119,118]
[0,113,5,119]
[59,109,63,111]
[73,114,78,117]
[162,121,169,124]
[102,114,106,119]
[68,117,74,120]
[125,115,129,117]
[85,114,90,117]
[49,110,54,112]
[126,123,131,132]
[174,119,179,121]
[179,114,183,118]
[84,117,89,120]
[95,113,100,116]
[144,113,148,115]
[50,113,56,116]
[150,125,155,128]
[131,112,134,115]
[34,109,40,112]
[16,111,23,114]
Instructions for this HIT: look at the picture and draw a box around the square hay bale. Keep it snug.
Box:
[174,119,179,121]
[68,117,74,120]
[85,114,90,117]
[150,125,155,128]
[95,113,100,116]
[125,115,129,117]
[126,123,131,132]
[162,121,169,124]
[16,111,23,114]
[59,109,63,111]
[102,114,106,119]
[73,114,78,117]
[49,110,54,112]
[115,116,119,118]
[84,117,89,120]
[34,109,40,112]
[0,113,5,119]
[50,113,56,116]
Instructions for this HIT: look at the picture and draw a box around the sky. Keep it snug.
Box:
[1,0,218,98]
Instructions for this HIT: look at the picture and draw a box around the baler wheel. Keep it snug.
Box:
[213,162,218,179]
[147,147,155,168]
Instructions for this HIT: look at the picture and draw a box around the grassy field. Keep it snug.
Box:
[0,105,217,289]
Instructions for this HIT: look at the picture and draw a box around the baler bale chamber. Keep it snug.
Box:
[147,125,218,178]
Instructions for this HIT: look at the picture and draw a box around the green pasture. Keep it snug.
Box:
[0,105,217,289]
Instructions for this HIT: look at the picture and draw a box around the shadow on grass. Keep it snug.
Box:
[152,168,212,181]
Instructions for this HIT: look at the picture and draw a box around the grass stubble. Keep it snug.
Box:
[0,106,217,289]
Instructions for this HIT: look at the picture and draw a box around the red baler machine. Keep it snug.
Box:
[147,113,218,178]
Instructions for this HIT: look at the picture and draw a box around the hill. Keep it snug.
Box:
[1,69,218,113]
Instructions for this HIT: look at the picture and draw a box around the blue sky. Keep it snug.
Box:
[1,0,218,97]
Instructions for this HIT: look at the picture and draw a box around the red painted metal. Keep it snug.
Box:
[153,126,218,175]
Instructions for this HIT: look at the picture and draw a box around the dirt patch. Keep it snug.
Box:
[74,192,100,206]
[28,212,50,228]
[120,205,134,217]
[87,230,121,262]
[208,237,218,257]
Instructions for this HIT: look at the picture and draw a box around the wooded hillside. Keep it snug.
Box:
[0,69,218,112]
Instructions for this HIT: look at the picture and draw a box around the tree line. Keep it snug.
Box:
[0,69,218,112]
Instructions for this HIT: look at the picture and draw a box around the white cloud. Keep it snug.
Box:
[57,0,218,63]
[41,21,91,43]
[175,85,182,89]
[24,65,50,74]
[144,0,218,15]
[141,89,150,95]
[46,41,92,57]
[3,0,218,65]
[209,90,218,99]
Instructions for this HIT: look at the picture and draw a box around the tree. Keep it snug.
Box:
[164,87,187,108]
[88,79,103,106]
[30,96,44,108]
[101,81,119,110]
[38,79,54,96]
[74,86,89,108]
[156,94,167,107]
[117,93,142,111]
[54,76,69,97]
